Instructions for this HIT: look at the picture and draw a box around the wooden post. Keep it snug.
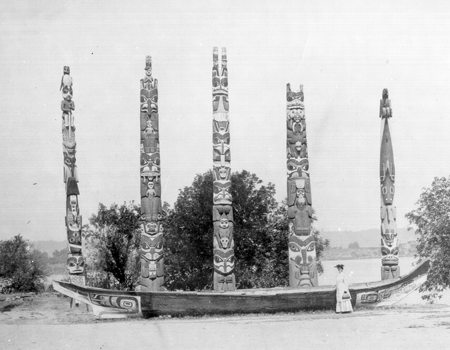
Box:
[212,47,236,291]
[286,84,319,287]
[379,88,400,280]
[138,56,164,291]
[61,66,86,305]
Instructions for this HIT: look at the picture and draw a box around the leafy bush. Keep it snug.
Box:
[0,235,48,293]
[406,176,450,300]
[84,202,141,291]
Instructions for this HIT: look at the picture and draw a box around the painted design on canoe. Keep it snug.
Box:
[53,260,429,319]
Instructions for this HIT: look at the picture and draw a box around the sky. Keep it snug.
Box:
[1,0,450,241]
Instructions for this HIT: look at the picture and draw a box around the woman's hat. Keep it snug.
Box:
[334,264,344,269]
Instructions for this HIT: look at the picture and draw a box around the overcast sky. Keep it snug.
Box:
[1,0,450,241]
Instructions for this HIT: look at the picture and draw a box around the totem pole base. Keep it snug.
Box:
[213,272,236,291]
[137,276,164,292]
[68,275,89,310]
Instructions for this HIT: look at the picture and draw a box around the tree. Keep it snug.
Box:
[348,241,360,249]
[49,248,69,264]
[0,235,48,293]
[84,202,141,290]
[163,169,329,291]
[406,176,450,300]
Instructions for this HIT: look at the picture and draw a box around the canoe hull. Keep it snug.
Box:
[53,260,429,319]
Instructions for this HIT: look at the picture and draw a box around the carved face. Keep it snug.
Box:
[288,235,317,287]
[69,195,78,216]
[219,217,229,229]
[286,89,305,109]
[213,141,231,165]
[289,235,316,256]
[296,189,306,204]
[66,253,85,274]
[212,49,228,112]
[287,159,309,178]
[62,86,73,101]
[381,241,399,266]
[140,234,163,270]
[141,221,161,235]
[213,249,235,275]
[213,132,230,146]
[288,108,304,124]
[381,226,397,246]
[213,182,232,204]
[63,66,70,75]
[218,167,229,180]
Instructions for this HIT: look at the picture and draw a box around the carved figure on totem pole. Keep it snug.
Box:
[138,56,164,291]
[60,66,73,91]
[140,233,164,287]
[59,66,85,308]
[286,84,318,288]
[379,88,399,280]
[213,205,234,250]
[212,47,235,291]
[66,194,82,251]
[66,253,85,274]
[61,84,75,130]
[288,235,318,287]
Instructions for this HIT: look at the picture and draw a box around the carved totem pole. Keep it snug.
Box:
[379,88,400,280]
[61,66,85,286]
[139,56,164,291]
[286,84,318,288]
[212,47,235,291]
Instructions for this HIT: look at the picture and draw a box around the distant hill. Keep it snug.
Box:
[320,228,416,248]
[31,240,67,255]
[30,228,417,254]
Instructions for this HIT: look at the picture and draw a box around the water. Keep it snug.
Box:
[319,257,418,286]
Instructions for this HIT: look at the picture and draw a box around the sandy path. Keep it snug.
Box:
[1,294,450,350]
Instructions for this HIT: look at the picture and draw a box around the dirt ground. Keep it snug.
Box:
[1,293,450,350]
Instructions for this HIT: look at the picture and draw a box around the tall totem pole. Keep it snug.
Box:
[139,56,164,291]
[61,66,85,286]
[286,84,318,288]
[212,47,236,291]
[379,88,400,280]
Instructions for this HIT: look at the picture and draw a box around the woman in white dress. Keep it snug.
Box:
[335,264,353,313]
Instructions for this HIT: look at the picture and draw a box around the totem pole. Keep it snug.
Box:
[61,66,85,290]
[379,88,400,280]
[138,56,164,291]
[286,84,318,288]
[212,47,236,291]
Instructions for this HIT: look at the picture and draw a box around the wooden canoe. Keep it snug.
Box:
[53,259,429,319]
